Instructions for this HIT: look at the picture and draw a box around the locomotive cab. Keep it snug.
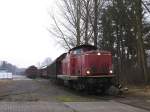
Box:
[61,45,114,78]
[82,50,113,77]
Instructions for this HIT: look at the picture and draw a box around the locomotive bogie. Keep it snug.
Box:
[60,77,114,93]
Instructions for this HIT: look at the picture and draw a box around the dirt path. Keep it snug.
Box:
[0,77,149,112]
[0,79,105,102]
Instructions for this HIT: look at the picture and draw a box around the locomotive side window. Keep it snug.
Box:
[73,49,82,55]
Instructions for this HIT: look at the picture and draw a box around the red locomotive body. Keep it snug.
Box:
[57,45,114,91]
[82,51,113,76]
[60,45,113,77]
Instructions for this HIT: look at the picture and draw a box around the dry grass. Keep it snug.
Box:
[56,95,99,102]
[0,80,13,86]
[126,85,150,97]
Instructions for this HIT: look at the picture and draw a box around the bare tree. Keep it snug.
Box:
[49,0,106,49]
[142,0,150,14]
[82,0,90,44]
[93,0,98,47]
[48,0,84,49]
[88,0,105,47]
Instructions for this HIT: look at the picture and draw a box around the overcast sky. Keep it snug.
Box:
[0,0,65,68]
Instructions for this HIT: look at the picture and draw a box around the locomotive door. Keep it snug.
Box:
[76,50,82,76]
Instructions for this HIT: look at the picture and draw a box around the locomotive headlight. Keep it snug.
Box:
[86,70,90,74]
[97,52,101,55]
[109,70,113,74]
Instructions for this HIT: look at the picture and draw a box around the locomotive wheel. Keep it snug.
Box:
[84,84,97,94]
[105,85,120,95]
[55,78,64,86]
[101,84,111,94]
[67,80,74,89]
[63,80,75,89]
[72,81,85,91]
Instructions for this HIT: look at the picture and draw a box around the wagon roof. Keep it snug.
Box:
[69,44,97,52]
[56,53,67,61]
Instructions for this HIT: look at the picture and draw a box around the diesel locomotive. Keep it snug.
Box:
[41,44,115,92]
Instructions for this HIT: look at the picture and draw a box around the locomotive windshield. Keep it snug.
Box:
[69,45,97,55]
[69,49,82,55]
[82,47,97,52]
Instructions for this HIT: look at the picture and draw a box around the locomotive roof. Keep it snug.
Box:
[46,53,67,68]
[69,44,97,52]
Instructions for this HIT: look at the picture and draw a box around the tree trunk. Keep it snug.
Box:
[135,0,148,83]
[85,0,90,45]
[93,0,98,47]
[76,0,81,46]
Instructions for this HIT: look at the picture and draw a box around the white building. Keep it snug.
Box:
[0,70,13,79]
